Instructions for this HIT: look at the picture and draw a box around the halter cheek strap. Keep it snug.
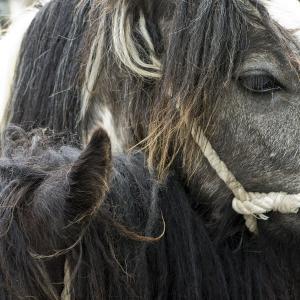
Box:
[191,122,300,233]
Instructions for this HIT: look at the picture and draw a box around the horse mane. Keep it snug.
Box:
[7,0,89,134]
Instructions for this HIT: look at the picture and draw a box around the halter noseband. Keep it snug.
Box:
[191,122,300,233]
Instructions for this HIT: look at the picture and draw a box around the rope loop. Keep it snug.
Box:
[191,121,300,233]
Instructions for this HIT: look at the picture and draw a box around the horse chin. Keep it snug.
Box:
[258,213,300,244]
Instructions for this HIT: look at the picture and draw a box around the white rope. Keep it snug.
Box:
[191,122,300,233]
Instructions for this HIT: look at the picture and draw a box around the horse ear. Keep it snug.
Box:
[65,128,112,224]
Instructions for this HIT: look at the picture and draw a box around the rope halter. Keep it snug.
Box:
[191,122,300,233]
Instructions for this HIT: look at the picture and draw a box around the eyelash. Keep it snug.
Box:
[238,74,283,94]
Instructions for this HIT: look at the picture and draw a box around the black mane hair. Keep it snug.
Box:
[0,125,300,299]
[8,0,89,134]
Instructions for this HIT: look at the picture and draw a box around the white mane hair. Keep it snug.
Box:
[0,7,39,135]
[81,0,162,152]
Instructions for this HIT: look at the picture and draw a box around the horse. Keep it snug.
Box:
[1,0,300,298]
[0,123,299,300]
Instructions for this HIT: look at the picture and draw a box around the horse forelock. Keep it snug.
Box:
[141,0,300,179]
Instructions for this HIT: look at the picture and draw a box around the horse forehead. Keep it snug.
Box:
[262,0,300,41]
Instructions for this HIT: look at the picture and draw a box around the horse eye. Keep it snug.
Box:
[238,74,283,94]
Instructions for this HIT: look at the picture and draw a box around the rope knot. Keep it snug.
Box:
[232,192,300,232]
